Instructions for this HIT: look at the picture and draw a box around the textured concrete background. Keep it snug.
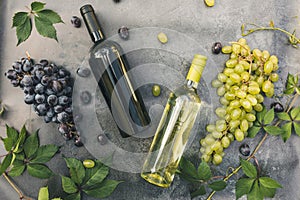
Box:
[0,0,300,200]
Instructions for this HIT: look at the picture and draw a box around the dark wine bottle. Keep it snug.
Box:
[80,4,150,138]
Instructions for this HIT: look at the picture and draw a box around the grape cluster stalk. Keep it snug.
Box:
[200,38,280,165]
[5,55,83,146]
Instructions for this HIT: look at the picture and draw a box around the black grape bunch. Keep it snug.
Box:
[5,53,83,146]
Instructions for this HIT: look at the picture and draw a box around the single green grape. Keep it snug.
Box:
[218,73,228,82]
[224,83,231,91]
[223,68,234,76]
[256,94,264,103]
[229,119,240,129]
[246,94,258,106]
[241,72,250,82]
[200,147,206,154]
[221,136,230,148]
[204,134,215,145]
[265,87,275,97]
[226,78,235,86]
[232,44,241,55]
[234,129,244,142]
[262,80,273,93]
[206,124,216,132]
[211,140,222,151]
[251,63,258,71]
[202,154,211,162]
[248,86,260,95]
[253,49,262,60]
[238,38,247,45]
[215,107,227,118]
[83,159,95,168]
[235,90,247,99]
[230,85,239,93]
[230,53,238,59]
[220,97,230,106]
[256,76,264,87]
[262,50,270,61]
[234,64,244,74]
[224,92,236,101]
[254,103,263,112]
[230,73,241,83]
[270,73,279,82]
[229,99,241,108]
[239,60,250,70]
[231,108,242,120]
[216,122,227,132]
[217,86,226,96]
[263,61,274,74]
[246,113,256,122]
[269,55,278,65]
[205,146,213,155]
[240,119,249,132]
[212,79,223,88]
[226,59,238,68]
[212,131,223,139]
[213,154,223,165]
[152,84,161,96]
[222,46,232,54]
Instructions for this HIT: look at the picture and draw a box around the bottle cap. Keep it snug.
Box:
[80,4,105,43]
[186,54,207,83]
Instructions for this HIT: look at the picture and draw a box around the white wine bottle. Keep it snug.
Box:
[141,54,207,187]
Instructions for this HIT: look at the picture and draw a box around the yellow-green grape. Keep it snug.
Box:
[246,113,256,122]
[157,32,168,43]
[230,99,241,108]
[204,134,215,145]
[223,68,234,76]
[200,147,206,154]
[235,90,247,99]
[227,133,235,142]
[231,108,242,120]
[226,78,235,86]
[204,147,213,156]
[211,140,222,151]
[270,73,279,82]
[213,154,223,165]
[256,94,264,103]
[241,110,246,119]
[215,146,224,154]
[222,45,232,54]
[232,44,241,54]
[230,85,239,93]
[200,139,206,146]
[215,107,227,118]
[224,84,231,91]
[256,76,264,87]
[272,64,279,71]
[234,129,244,141]
[226,59,238,68]
[220,97,229,106]
[218,73,228,82]
[230,73,241,83]
[240,99,252,110]
[265,87,274,98]
[204,0,215,7]
[248,86,260,95]
[255,67,264,76]
[83,159,95,168]
[217,86,226,96]
[212,131,223,139]
[216,122,227,132]
[263,61,274,74]
[202,154,211,162]
[253,49,262,60]
[224,114,231,122]
[262,50,270,61]
[229,119,240,129]
[224,92,236,101]
[226,106,234,114]
[251,63,258,71]
[221,136,231,148]
[241,72,250,82]
[239,60,250,70]
[234,64,244,74]
[152,84,161,96]
[230,53,238,59]
[241,45,250,57]
[246,94,257,106]
[206,124,216,132]
[240,119,249,132]
[262,80,273,93]
[238,38,247,45]
[212,79,223,88]
[269,55,278,65]
[240,84,248,92]
[254,103,263,112]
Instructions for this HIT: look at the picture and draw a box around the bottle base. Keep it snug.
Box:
[141,172,171,188]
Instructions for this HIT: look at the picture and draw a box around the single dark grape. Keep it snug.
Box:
[58,68,70,78]
[71,16,81,28]
[46,108,55,118]
[118,26,129,40]
[35,104,48,116]
[46,88,55,96]
[22,59,32,72]
[58,123,69,134]
[11,79,20,87]
[270,102,284,113]
[74,136,83,147]
[35,83,45,94]
[64,107,72,114]
[47,95,58,106]
[51,80,63,93]
[80,91,91,104]
[39,59,49,67]
[57,111,69,123]
[54,105,64,113]
[24,94,35,104]
[44,66,53,75]
[212,42,222,54]
[41,75,51,86]
[44,116,52,123]
[58,96,69,105]
[35,94,46,104]
[35,69,46,80]
[76,67,91,77]
[239,143,251,156]
[50,63,59,73]
[12,62,22,73]
[21,75,33,87]
[24,87,35,95]
[5,69,17,80]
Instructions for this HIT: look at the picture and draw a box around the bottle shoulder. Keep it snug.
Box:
[173,85,201,103]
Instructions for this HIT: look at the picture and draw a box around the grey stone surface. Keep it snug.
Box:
[0,0,300,200]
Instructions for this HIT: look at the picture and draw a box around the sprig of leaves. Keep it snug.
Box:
[61,157,122,200]
[236,159,282,200]
[38,186,61,200]
[12,1,64,46]
[284,73,300,95]
[177,157,227,198]
[241,22,300,48]
[0,124,59,179]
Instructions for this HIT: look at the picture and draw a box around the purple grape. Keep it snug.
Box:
[118,26,129,40]
[47,95,58,106]
[71,16,81,28]
[57,111,69,123]
[5,70,17,80]
[212,42,222,54]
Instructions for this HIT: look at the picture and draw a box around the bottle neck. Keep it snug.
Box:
[186,79,198,89]
[80,4,105,43]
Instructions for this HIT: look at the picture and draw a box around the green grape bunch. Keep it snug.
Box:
[200,38,280,165]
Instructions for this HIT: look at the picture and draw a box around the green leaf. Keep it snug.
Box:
[31,144,59,163]
[6,125,18,145]
[263,108,275,125]
[31,2,46,12]
[247,180,263,200]
[64,158,85,184]
[38,186,49,200]
[24,131,39,158]
[208,180,227,191]
[2,137,14,151]
[277,112,291,121]
[34,16,57,41]
[191,185,206,198]
[15,152,25,161]
[248,126,261,138]
[0,153,13,175]
[257,106,267,123]
[259,177,282,188]
[197,161,212,181]
[294,122,300,136]
[263,125,284,136]
[240,159,257,178]
[179,157,198,179]
[83,180,122,199]
[287,73,295,84]
[27,163,53,179]
[235,178,255,199]
[12,12,29,27]
[9,162,26,177]
[260,185,276,198]
[296,87,300,95]
[83,160,103,184]
[16,16,32,46]
[291,107,300,120]
[281,122,292,142]
[64,193,80,200]
[37,9,64,24]
[61,176,78,194]
[284,86,295,95]
[83,165,109,189]
[13,125,27,153]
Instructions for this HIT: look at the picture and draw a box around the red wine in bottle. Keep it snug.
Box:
[80,4,150,138]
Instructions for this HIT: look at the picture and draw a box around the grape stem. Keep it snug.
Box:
[241,23,300,47]
[2,173,32,200]
[206,92,299,200]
